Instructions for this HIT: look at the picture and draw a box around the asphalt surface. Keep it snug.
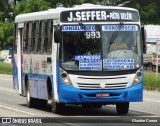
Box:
[0,74,159,126]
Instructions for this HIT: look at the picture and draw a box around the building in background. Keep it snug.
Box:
[145,25,160,54]
[143,25,160,70]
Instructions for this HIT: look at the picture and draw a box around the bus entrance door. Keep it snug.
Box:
[17,23,24,94]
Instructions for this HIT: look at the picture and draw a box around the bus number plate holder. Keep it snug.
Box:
[96,93,110,97]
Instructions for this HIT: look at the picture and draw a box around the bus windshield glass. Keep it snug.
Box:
[60,24,142,71]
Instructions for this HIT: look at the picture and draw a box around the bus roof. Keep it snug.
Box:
[15,4,138,23]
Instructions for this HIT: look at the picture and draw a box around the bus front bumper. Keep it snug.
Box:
[59,83,143,103]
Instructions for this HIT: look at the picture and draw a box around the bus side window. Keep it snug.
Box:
[32,22,36,53]
[34,21,39,53]
[44,20,48,53]
[25,23,29,53]
[27,22,32,53]
[45,20,53,53]
[23,23,26,53]
[49,21,53,53]
[38,21,42,53]
[13,24,18,54]
[40,21,45,53]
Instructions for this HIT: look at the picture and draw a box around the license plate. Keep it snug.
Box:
[96,93,110,97]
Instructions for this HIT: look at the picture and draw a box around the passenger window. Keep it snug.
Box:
[14,24,18,54]
[38,21,42,53]
[46,20,53,53]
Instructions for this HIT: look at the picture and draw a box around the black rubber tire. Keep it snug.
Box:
[116,102,129,115]
[26,80,36,108]
[82,104,92,109]
[92,104,102,108]
[36,99,48,109]
[51,100,64,114]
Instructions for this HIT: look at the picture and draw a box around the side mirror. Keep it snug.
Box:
[141,25,147,54]
[54,25,61,43]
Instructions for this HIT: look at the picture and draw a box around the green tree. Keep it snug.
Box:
[0,21,14,50]
[0,0,11,22]
[13,0,50,16]
[0,0,13,50]
[117,0,160,24]
[45,0,82,8]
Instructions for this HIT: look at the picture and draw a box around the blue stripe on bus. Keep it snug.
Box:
[12,59,19,90]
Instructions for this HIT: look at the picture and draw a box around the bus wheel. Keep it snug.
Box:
[116,102,129,115]
[26,80,36,108]
[92,104,102,108]
[37,99,48,109]
[51,100,64,114]
[82,104,92,109]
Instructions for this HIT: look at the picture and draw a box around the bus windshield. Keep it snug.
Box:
[60,24,142,71]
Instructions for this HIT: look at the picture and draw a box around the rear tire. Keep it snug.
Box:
[37,99,48,109]
[26,80,36,108]
[116,102,129,115]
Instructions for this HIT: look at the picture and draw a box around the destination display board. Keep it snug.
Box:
[61,9,139,22]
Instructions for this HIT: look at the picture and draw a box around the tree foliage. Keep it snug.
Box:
[0,22,14,50]
[117,0,160,24]
[13,0,50,15]
[0,0,12,50]
[1,0,160,50]
[0,0,10,22]
[45,0,82,8]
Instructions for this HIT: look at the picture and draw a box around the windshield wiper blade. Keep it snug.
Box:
[79,22,89,31]
[108,22,123,52]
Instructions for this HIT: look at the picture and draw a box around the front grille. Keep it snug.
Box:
[69,74,135,90]
[77,82,127,89]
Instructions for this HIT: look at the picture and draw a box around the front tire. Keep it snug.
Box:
[82,104,92,109]
[116,102,129,115]
[92,104,102,108]
[51,99,64,114]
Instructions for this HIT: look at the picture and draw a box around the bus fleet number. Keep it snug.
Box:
[86,31,101,39]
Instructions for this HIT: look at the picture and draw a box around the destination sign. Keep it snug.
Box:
[61,9,139,22]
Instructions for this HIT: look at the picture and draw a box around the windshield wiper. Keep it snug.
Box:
[108,22,123,52]
[79,22,89,31]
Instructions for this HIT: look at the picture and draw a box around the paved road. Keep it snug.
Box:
[0,74,160,126]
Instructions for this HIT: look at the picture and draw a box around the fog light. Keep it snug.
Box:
[134,78,140,83]
[64,79,70,84]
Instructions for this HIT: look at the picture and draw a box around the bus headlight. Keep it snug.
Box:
[132,68,142,85]
[60,68,72,85]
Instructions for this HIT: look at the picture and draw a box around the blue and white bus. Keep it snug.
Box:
[13,4,146,114]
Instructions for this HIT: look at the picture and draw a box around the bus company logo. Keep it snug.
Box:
[100,83,106,89]
[2,118,11,123]
[66,11,133,22]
